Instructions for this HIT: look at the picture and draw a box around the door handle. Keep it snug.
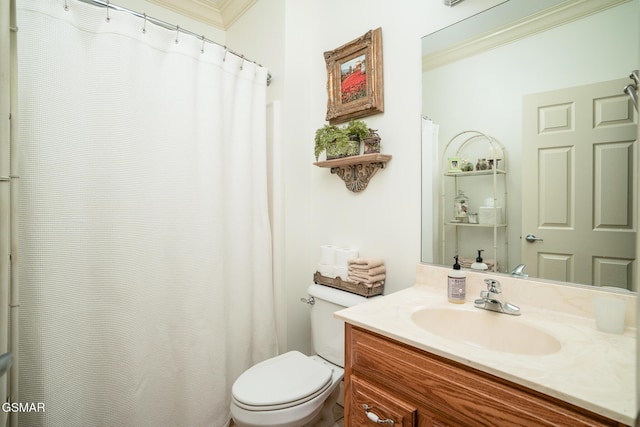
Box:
[525,234,543,243]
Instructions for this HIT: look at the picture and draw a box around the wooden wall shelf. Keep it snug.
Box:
[313,153,391,192]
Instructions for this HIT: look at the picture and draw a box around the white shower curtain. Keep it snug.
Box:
[15,1,277,426]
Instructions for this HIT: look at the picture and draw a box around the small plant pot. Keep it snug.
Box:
[326,139,360,160]
[364,140,380,154]
[363,130,381,154]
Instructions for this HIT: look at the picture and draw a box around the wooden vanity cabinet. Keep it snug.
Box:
[344,324,627,427]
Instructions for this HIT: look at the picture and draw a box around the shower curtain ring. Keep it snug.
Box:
[105,0,111,23]
[223,47,228,62]
[142,13,147,34]
[175,25,180,44]
[201,35,206,53]
[64,0,69,11]
[240,55,245,70]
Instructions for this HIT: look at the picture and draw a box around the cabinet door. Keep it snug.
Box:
[349,375,417,427]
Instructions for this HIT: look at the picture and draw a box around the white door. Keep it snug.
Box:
[522,78,637,290]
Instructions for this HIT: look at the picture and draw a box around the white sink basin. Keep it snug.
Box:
[411,308,561,355]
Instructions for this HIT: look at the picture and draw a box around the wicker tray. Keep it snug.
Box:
[313,272,384,298]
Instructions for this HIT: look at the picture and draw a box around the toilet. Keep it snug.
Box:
[230,284,374,427]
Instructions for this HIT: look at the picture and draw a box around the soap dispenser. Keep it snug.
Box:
[471,249,488,271]
[447,255,466,304]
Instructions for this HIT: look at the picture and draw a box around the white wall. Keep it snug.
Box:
[228,0,505,354]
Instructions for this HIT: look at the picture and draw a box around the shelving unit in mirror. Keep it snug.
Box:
[441,131,507,272]
[313,153,391,193]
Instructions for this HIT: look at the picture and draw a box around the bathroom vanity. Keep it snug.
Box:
[345,325,624,426]
[335,265,636,426]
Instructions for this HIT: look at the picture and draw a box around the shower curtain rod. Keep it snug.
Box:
[74,0,272,86]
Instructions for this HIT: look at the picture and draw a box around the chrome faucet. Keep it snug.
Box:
[474,278,521,316]
[511,263,528,279]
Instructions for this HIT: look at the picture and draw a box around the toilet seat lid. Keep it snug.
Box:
[232,351,333,408]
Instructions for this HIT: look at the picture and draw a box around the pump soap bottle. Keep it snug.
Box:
[471,249,488,271]
[448,255,466,304]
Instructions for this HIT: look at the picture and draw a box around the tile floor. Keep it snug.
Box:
[334,403,345,426]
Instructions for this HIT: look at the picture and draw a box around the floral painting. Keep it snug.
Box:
[324,28,384,125]
[341,54,367,104]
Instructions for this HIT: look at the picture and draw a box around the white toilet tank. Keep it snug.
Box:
[307,284,372,368]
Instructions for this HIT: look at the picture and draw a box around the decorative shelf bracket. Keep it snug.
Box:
[314,153,392,193]
[332,162,383,192]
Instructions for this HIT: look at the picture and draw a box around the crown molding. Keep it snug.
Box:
[145,0,256,30]
[422,0,630,71]
[216,0,257,29]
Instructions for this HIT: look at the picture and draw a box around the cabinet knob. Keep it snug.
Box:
[362,404,395,424]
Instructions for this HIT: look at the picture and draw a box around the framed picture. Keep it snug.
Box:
[448,157,461,172]
[324,27,384,125]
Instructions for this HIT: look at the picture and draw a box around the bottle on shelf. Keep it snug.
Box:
[471,249,488,271]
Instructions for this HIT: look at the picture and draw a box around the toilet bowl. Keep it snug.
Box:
[230,352,343,427]
[230,284,374,427]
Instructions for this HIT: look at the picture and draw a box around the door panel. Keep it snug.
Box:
[538,147,572,227]
[594,141,634,229]
[523,78,637,290]
[537,253,573,283]
[593,257,634,288]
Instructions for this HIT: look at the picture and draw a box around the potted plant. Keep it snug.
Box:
[344,119,370,143]
[314,124,350,161]
[314,119,369,161]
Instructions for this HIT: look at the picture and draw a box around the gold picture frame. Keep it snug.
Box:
[324,27,384,125]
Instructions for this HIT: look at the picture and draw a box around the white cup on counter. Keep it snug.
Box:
[593,289,628,334]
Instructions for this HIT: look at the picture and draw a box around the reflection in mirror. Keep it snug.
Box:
[421,0,639,291]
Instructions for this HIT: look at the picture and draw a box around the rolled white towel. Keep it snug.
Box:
[334,267,349,280]
[317,263,335,278]
[319,245,337,265]
[335,247,359,269]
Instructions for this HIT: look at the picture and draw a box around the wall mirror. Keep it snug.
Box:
[421,0,639,291]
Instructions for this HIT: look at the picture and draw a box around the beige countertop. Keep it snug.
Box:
[335,264,637,425]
